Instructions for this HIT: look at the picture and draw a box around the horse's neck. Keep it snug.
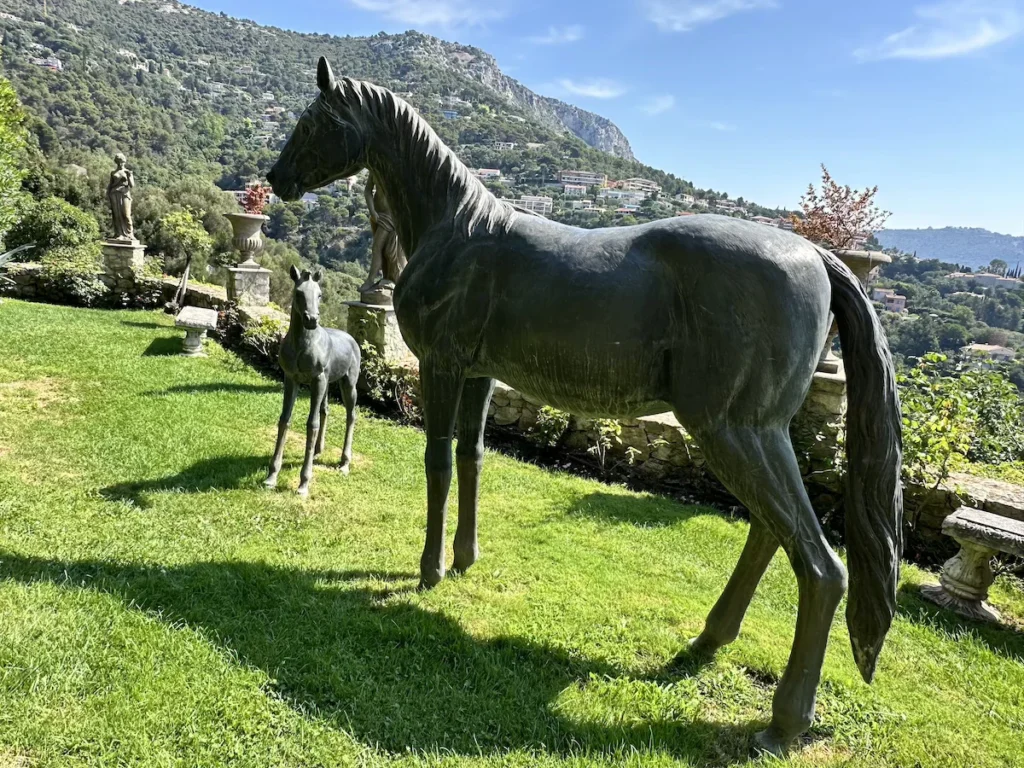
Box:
[286,311,319,353]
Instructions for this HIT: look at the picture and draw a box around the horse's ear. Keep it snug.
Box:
[317,56,336,95]
[289,265,301,283]
[312,267,323,283]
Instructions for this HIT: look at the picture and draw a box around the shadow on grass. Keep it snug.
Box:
[100,455,272,508]
[142,337,183,357]
[0,552,762,764]
[895,583,1024,662]
[121,320,168,330]
[566,491,719,528]
[146,382,281,396]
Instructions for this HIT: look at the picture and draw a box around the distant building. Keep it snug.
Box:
[299,193,319,210]
[947,272,1023,290]
[714,199,743,213]
[778,218,795,230]
[29,56,63,72]
[961,343,1016,367]
[261,91,275,101]
[675,211,696,216]
[517,195,553,214]
[442,110,459,120]
[558,169,607,188]
[618,177,661,196]
[567,199,597,210]
[598,189,645,204]
[750,216,780,227]
[871,287,907,313]
[676,193,695,206]
[473,168,502,181]
[491,141,516,151]
[615,205,640,213]
[694,198,710,209]
[563,184,587,197]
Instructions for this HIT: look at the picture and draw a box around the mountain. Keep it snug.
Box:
[877,228,1024,271]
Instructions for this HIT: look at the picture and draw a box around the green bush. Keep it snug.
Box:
[39,242,106,306]
[530,405,570,448]
[6,195,100,253]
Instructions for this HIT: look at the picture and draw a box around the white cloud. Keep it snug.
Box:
[527,25,584,44]
[643,94,676,114]
[347,0,505,27]
[709,121,736,131]
[557,78,627,99]
[855,1,1023,61]
[643,0,777,32]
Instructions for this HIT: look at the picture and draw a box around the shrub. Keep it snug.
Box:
[5,196,99,253]
[360,342,420,422]
[241,314,287,367]
[530,405,570,448]
[39,242,106,306]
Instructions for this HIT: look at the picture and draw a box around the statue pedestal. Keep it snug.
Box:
[790,368,847,493]
[227,264,271,307]
[345,301,415,368]
[100,239,145,293]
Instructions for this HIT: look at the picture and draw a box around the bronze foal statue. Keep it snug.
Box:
[265,265,360,496]
[268,58,903,754]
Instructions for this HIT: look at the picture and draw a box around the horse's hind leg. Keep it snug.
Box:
[314,389,328,458]
[697,426,847,755]
[452,377,495,574]
[689,516,778,656]
[338,375,357,476]
[265,376,297,489]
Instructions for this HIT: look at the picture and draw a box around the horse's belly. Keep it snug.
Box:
[473,342,672,419]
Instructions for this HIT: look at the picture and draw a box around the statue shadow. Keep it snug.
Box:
[566,491,718,529]
[895,583,1024,662]
[121,319,168,330]
[0,552,763,764]
[141,337,184,357]
[100,455,273,508]
[146,382,280,396]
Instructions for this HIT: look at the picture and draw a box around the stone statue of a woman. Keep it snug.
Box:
[106,152,136,241]
[360,174,407,303]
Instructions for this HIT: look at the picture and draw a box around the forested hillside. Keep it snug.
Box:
[877,227,1024,271]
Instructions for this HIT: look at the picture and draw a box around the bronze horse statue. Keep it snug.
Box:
[265,265,360,496]
[268,57,903,754]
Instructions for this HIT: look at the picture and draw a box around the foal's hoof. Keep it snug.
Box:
[263,477,278,490]
[687,633,720,658]
[419,567,445,590]
[451,548,478,574]
[752,727,793,757]
[338,462,351,476]
[296,485,310,498]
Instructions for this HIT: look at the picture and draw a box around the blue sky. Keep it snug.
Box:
[189,0,1024,234]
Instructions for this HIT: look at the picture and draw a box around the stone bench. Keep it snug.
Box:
[921,507,1024,623]
[174,306,218,357]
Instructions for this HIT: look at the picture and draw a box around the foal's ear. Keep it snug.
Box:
[312,267,323,283]
[317,56,336,95]
[289,265,301,283]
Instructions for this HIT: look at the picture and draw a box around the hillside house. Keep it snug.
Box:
[871,287,908,313]
[618,177,661,196]
[492,141,516,151]
[947,272,1023,290]
[29,56,63,71]
[473,168,502,181]
[558,170,607,188]
[598,189,645,204]
[442,110,459,120]
[961,343,1016,367]
[676,193,695,206]
[516,195,553,214]
[563,184,587,197]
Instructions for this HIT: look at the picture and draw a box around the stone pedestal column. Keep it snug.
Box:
[345,301,415,367]
[100,239,145,293]
[817,249,891,374]
[181,328,208,357]
[790,368,847,494]
[227,264,271,307]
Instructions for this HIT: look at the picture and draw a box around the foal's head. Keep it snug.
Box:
[268,57,367,201]
[289,265,323,330]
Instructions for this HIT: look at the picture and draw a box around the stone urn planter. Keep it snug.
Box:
[817,248,892,374]
[224,212,269,268]
[224,212,271,306]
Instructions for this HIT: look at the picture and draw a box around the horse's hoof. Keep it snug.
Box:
[263,477,278,489]
[296,485,310,498]
[687,633,720,657]
[451,548,478,574]
[752,727,793,757]
[338,463,350,476]
[419,567,445,590]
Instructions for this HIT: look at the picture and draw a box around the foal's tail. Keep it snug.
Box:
[819,247,903,684]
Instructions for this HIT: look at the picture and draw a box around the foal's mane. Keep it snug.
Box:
[323,78,527,237]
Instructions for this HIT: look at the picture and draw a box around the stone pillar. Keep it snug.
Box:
[790,369,847,495]
[181,327,208,357]
[100,239,145,294]
[345,301,415,367]
[227,264,271,307]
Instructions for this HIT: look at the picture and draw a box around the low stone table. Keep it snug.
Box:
[174,306,218,357]
[921,507,1024,622]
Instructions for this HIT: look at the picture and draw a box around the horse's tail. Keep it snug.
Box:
[819,246,903,684]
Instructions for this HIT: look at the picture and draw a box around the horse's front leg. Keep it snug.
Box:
[297,373,328,497]
[314,388,328,458]
[419,360,465,588]
[452,377,495,574]
[338,375,358,476]
[265,376,297,489]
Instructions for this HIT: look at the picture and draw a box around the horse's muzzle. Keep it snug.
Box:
[303,314,319,330]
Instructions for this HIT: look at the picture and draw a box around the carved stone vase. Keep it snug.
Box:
[225,212,271,306]
[817,249,892,374]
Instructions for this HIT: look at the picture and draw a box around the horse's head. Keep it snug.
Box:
[268,57,367,201]
[289,265,323,330]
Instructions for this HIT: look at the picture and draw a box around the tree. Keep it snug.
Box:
[5,195,99,252]
[792,165,890,250]
[0,74,28,246]
[988,258,1008,275]
[154,209,213,275]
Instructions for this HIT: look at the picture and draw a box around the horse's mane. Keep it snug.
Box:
[329,78,522,236]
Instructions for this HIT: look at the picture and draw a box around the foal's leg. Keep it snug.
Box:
[698,426,847,755]
[452,377,495,574]
[297,373,328,497]
[265,377,297,489]
[689,516,779,655]
[338,375,357,476]
[419,360,464,588]
[314,389,329,458]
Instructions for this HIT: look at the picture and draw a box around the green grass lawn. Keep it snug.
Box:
[1,299,1023,768]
